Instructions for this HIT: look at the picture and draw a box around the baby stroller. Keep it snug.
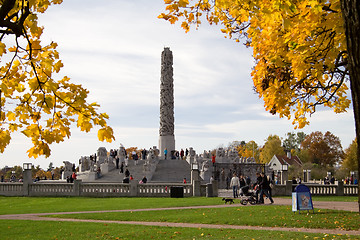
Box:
[239,185,257,205]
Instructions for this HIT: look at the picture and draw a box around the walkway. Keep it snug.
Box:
[0,198,359,236]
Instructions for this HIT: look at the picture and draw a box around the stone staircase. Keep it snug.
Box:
[89,158,191,183]
[95,159,149,183]
[150,159,191,182]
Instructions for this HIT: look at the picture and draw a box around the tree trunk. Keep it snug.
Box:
[340,0,360,213]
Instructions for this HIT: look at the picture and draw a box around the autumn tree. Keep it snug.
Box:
[159,0,360,211]
[301,131,344,167]
[0,0,114,158]
[236,140,260,162]
[341,139,358,172]
[259,135,284,164]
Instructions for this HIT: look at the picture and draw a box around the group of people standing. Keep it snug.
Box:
[230,172,274,204]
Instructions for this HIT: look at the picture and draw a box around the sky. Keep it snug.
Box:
[0,0,356,169]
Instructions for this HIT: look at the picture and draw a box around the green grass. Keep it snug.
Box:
[47,205,360,231]
[0,220,357,240]
[0,196,222,215]
[0,196,359,239]
[280,196,358,202]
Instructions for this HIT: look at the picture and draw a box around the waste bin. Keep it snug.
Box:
[292,184,314,214]
[170,186,184,198]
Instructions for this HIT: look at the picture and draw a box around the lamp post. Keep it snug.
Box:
[303,169,307,182]
[281,164,288,184]
[191,162,201,196]
[23,163,32,170]
[22,162,33,196]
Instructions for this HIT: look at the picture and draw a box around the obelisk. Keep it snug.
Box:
[158,47,175,159]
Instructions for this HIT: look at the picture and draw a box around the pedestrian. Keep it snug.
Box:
[164,148,168,160]
[255,172,262,203]
[259,172,274,204]
[183,178,187,184]
[211,154,216,166]
[142,176,147,183]
[120,162,124,173]
[125,168,130,178]
[115,156,119,169]
[180,149,184,160]
[230,173,240,198]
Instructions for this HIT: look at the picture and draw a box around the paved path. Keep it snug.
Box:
[1,198,359,236]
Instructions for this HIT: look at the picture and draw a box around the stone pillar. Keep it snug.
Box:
[212,180,218,197]
[22,169,32,196]
[307,170,312,183]
[281,170,288,184]
[285,180,293,196]
[130,181,138,197]
[193,180,201,197]
[206,183,213,197]
[73,179,82,196]
[158,47,175,158]
[191,169,200,183]
[337,180,344,196]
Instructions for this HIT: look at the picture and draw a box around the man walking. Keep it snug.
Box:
[230,173,240,198]
[259,172,274,204]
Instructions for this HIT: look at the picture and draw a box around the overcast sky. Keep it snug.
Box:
[0,0,356,169]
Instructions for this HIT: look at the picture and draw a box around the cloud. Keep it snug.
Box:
[0,0,355,168]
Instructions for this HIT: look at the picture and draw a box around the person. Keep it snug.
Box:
[180,149,184,160]
[142,148,147,160]
[164,148,168,160]
[330,176,335,184]
[120,162,124,173]
[183,178,187,184]
[255,172,262,203]
[125,168,130,178]
[115,156,120,169]
[246,176,251,186]
[226,175,231,190]
[230,173,240,198]
[123,177,129,183]
[210,175,214,183]
[239,175,246,188]
[71,171,77,181]
[130,175,134,180]
[211,154,216,166]
[259,172,274,204]
[142,176,147,183]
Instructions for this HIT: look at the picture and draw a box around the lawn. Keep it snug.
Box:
[47,205,360,231]
[0,220,357,240]
[0,196,359,239]
[0,196,222,215]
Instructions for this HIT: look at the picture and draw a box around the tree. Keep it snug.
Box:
[282,132,306,151]
[0,0,114,158]
[159,0,360,211]
[259,135,284,164]
[341,139,358,172]
[301,131,344,167]
[236,140,260,162]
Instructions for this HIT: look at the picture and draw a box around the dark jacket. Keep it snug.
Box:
[260,174,270,190]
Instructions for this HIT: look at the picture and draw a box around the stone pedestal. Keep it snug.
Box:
[193,180,201,197]
[22,169,32,196]
[159,135,175,159]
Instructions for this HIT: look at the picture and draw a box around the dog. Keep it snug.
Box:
[222,198,234,204]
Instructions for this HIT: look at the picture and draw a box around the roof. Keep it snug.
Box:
[275,155,303,168]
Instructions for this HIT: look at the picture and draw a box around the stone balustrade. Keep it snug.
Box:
[277,181,359,196]
[0,180,197,197]
[0,183,23,196]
